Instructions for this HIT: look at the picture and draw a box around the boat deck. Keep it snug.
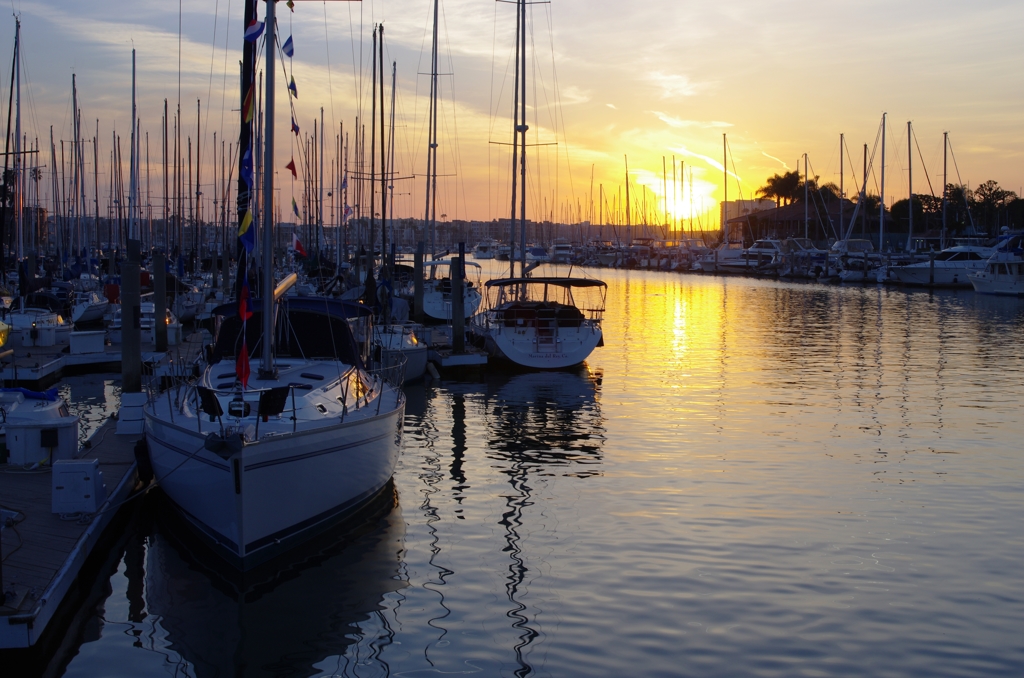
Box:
[0,418,144,649]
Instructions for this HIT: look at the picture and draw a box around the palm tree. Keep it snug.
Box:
[758,171,803,207]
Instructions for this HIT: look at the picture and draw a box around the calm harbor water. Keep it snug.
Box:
[52,268,1024,677]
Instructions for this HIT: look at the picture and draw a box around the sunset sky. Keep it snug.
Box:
[3,0,1021,230]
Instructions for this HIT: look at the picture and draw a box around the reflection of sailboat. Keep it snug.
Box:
[482,369,605,473]
[142,489,406,677]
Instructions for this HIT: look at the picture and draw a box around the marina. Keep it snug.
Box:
[0,0,1021,674]
[2,268,1022,676]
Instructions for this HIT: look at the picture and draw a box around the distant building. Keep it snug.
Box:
[720,199,776,234]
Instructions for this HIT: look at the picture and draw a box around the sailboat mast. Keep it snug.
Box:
[15,18,22,262]
[839,134,844,238]
[379,26,387,267]
[804,153,808,239]
[260,0,277,376]
[879,112,886,249]
[907,120,913,251]
[941,131,948,248]
[517,0,527,278]
[128,49,138,243]
[508,0,520,273]
[722,133,726,242]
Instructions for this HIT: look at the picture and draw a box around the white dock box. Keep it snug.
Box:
[52,459,107,514]
[71,330,106,354]
[6,415,80,465]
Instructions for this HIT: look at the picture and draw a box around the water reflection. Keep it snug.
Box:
[139,490,406,677]
[401,367,606,675]
[58,375,121,447]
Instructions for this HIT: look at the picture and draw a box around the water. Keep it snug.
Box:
[52,270,1024,677]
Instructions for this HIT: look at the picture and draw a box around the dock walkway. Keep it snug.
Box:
[0,418,143,649]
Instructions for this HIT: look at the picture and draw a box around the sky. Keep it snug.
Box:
[2,0,1022,230]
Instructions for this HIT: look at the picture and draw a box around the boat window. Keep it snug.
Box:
[300,373,324,380]
[965,252,983,260]
[934,252,956,261]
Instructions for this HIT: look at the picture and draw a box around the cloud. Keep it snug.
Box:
[607,103,617,109]
[669,145,741,183]
[652,112,732,129]
[760,151,790,170]
[560,85,591,106]
[647,71,704,99]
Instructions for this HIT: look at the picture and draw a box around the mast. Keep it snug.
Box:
[369,26,377,260]
[379,26,387,269]
[941,131,948,249]
[722,133,727,242]
[517,0,527,278]
[319,106,324,258]
[906,120,913,251]
[879,112,886,250]
[508,0,520,273]
[839,134,844,238]
[128,49,138,243]
[423,0,439,258]
[14,18,22,262]
[260,0,277,376]
[804,153,809,239]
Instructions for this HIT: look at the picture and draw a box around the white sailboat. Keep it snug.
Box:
[143,3,405,569]
[470,0,606,369]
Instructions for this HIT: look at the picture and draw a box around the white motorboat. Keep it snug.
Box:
[473,238,499,260]
[550,239,574,264]
[714,239,784,274]
[889,244,995,287]
[108,301,179,344]
[4,307,73,346]
[471,277,606,369]
[695,240,746,272]
[968,233,1024,296]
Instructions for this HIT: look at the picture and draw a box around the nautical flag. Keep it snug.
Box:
[286,0,295,10]
[286,158,297,178]
[283,35,294,58]
[243,86,255,124]
[240,148,254,190]
[244,20,264,43]
[292,233,307,257]
[341,173,348,190]
[236,274,253,388]
[288,76,298,98]
[344,205,352,218]
[291,197,300,218]
[291,116,300,136]
[238,210,255,252]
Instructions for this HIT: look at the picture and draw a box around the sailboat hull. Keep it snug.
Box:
[145,402,404,570]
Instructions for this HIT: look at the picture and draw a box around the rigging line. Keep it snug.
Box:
[546,2,576,219]
[322,1,337,135]
[842,135,860,195]
[488,0,499,219]
[911,126,936,198]
[440,0,468,223]
[203,0,220,165]
[219,0,232,156]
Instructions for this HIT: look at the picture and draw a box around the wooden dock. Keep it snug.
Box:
[0,418,145,650]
